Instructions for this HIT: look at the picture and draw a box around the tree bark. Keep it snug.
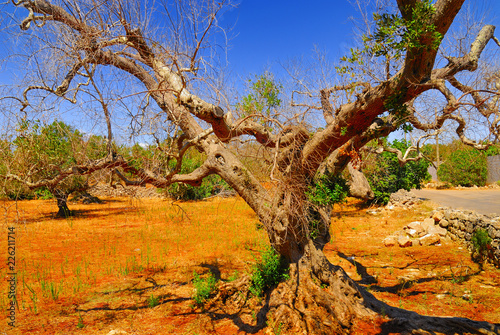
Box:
[261,209,500,334]
[52,188,72,218]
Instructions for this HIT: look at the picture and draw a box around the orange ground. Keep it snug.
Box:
[0,196,499,334]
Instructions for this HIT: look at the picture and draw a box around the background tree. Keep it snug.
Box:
[364,139,431,204]
[438,148,489,186]
[2,0,500,333]
[4,120,107,216]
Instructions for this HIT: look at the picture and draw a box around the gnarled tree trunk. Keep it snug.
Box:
[260,196,500,334]
[52,188,72,218]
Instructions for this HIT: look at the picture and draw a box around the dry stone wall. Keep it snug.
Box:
[381,190,500,267]
[431,207,500,266]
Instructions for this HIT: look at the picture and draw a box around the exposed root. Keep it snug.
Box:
[207,245,500,335]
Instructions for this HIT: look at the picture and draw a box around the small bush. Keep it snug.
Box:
[250,246,289,297]
[192,271,218,305]
[147,294,160,308]
[471,228,492,263]
[306,174,349,207]
[437,149,487,187]
[34,187,54,200]
[365,139,431,204]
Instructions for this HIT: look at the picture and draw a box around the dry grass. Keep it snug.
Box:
[0,196,499,334]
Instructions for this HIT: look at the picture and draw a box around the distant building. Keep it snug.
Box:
[487,155,500,184]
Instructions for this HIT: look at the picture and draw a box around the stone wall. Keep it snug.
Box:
[431,207,500,266]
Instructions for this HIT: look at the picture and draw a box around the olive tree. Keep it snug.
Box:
[3,120,107,216]
[2,0,500,333]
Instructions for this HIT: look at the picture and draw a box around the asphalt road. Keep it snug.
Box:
[411,189,500,216]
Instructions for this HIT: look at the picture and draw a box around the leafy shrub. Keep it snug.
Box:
[437,149,487,187]
[471,228,492,264]
[365,139,431,204]
[147,294,160,308]
[306,174,349,207]
[34,187,54,200]
[250,246,289,297]
[192,271,218,305]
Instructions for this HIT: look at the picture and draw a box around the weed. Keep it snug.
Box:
[471,228,492,264]
[49,282,59,301]
[77,313,85,329]
[192,271,218,305]
[147,294,160,308]
[228,271,239,282]
[451,275,466,284]
[397,278,414,297]
[250,246,290,297]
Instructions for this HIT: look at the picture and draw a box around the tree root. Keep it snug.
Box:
[208,251,500,334]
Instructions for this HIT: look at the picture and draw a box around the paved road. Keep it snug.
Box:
[411,189,500,216]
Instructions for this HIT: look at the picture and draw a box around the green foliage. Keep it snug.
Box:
[147,294,160,308]
[437,149,487,187]
[485,144,500,157]
[306,174,349,207]
[250,246,289,297]
[2,120,93,200]
[192,271,218,305]
[237,72,282,130]
[33,187,54,200]
[368,1,442,58]
[76,313,85,329]
[337,0,442,75]
[365,139,431,204]
[471,228,492,263]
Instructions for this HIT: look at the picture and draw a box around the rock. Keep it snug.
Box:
[347,163,375,200]
[428,226,448,237]
[398,236,413,248]
[439,219,449,228]
[108,330,128,335]
[406,221,425,235]
[419,233,441,246]
[432,211,444,222]
[407,229,420,238]
[421,218,436,232]
[383,236,398,247]
[367,209,380,215]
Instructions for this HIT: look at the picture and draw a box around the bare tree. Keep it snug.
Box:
[2,0,500,333]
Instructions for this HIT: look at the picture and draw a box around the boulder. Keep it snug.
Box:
[347,163,375,200]
[383,236,398,247]
[419,233,441,246]
[432,211,444,222]
[428,225,448,237]
[407,221,424,234]
[421,218,436,231]
[439,219,449,228]
[398,236,413,248]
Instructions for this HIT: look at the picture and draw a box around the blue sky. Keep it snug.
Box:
[1,0,500,142]
[219,0,500,79]
[219,0,360,77]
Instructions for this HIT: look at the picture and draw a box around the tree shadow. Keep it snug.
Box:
[343,256,500,334]
[337,251,482,295]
